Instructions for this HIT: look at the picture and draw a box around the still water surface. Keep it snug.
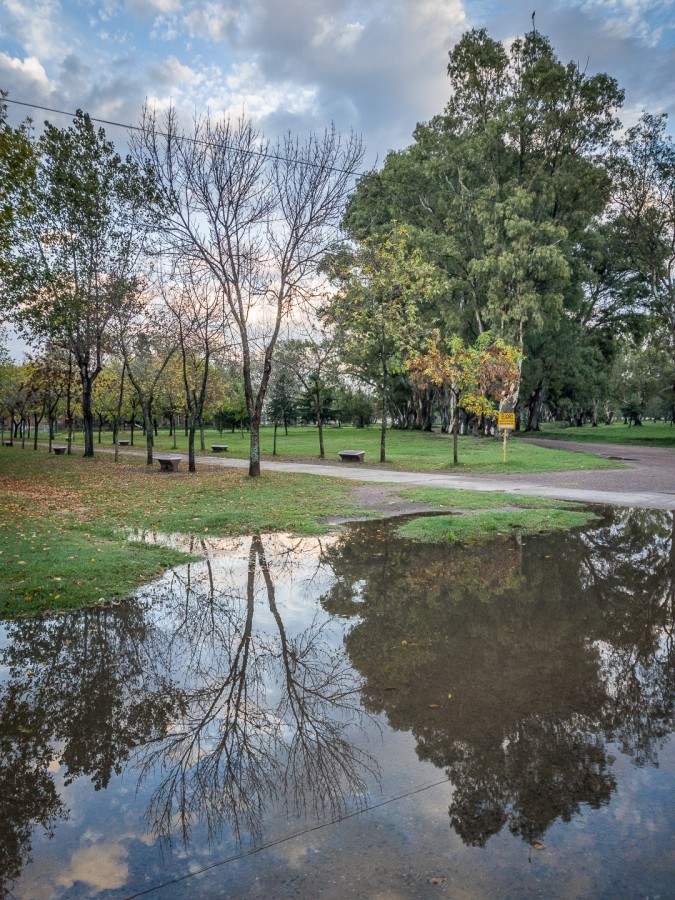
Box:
[1,508,673,898]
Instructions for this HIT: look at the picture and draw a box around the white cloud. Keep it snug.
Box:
[57,841,129,892]
[182,2,240,41]
[0,52,55,93]
[148,54,203,88]
[126,0,181,16]
[574,0,673,46]
[2,0,68,61]
[311,17,365,52]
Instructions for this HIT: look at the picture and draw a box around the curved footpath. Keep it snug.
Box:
[87,440,674,509]
[178,438,674,510]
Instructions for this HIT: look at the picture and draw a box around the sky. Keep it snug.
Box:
[1,0,674,167]
[1,0,673,359]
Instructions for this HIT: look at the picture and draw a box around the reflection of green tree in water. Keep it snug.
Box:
[320,511,675,847]
[0,604,172,895]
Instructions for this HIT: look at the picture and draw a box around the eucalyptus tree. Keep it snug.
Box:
[4,112,153,457]
[0,93,35,272]
[343,28,624,412]
[132,107,364,476]
[610,114,675,366]
[324,227,437,462]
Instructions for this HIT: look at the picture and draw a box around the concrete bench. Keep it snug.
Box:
[2,439,13,447]
[156,455,182,472]
[211,445,229,452]
[52,445,68,455]
[338,450,365,462]
[118,439,129,446]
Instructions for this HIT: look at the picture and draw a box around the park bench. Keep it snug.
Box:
[52,445,67,455]
[156,455,182,472]
[211,445,229,452]
[118,439,129,446]
[338,450,365,462]
[2,439,13,446]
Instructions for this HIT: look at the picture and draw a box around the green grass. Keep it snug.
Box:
[533,420,675,448]
[47,423,621,473]
[397,487,585,510]
[397,508,596,544]
[0,447,363,618]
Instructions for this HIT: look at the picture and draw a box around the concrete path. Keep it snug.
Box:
[126,440,674,510]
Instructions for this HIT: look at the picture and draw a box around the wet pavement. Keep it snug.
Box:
[1,508,673,898]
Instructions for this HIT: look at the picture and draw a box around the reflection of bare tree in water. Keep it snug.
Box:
[135,533,378,848]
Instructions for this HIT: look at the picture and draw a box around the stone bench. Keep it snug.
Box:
[52,445,68,455]
[2,439,13,447]
[338,450,365,462]
[156,455,182,472]
[118,439,129,446]
[211,445,229,452]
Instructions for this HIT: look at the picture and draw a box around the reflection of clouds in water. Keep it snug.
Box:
[56,840,129,892]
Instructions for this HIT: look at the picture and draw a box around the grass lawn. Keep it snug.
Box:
[1,445,606,618]
[394,487,596,543]
[0,448,363,619]
[41,423,621,473]
[532,420,675,448]
[397,508,596,544]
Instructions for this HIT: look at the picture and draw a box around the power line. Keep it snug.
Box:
[123,774,452,898]
[2,96,368,181]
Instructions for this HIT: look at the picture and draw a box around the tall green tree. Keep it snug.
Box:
[4,112,152,457]
[325,227,436,462]
[343,28,625,416]
[610,113,675,366]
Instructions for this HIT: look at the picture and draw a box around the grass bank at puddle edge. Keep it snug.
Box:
[0,448,363,619]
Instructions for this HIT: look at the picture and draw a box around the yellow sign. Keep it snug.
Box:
[498,412,516,429]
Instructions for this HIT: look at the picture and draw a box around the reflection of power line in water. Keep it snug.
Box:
[124,775,452,899]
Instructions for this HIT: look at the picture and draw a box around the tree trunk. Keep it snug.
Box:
[144,408,154,465]
[33,413,40,450]
[315,390,325,459]
[81,371,95,458]
[200,420,206,451]
[188,420,196,473]
[380,392,386,463]
[273,421,278,456]
[249,412,261,477]
[451,392,459,465]
[526,380,545,431]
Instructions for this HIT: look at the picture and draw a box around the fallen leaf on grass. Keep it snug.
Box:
[428,703,440,709]
[428,876,446,885]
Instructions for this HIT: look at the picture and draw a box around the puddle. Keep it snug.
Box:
[1,509,673,898]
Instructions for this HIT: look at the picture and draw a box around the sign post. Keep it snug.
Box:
[497,412,516,463]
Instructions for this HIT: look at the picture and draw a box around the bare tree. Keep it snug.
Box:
[112,286,178,465]
[132,107,363,476]
[161,265,226,472]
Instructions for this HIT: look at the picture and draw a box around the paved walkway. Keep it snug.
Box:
[118,439,674,510]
